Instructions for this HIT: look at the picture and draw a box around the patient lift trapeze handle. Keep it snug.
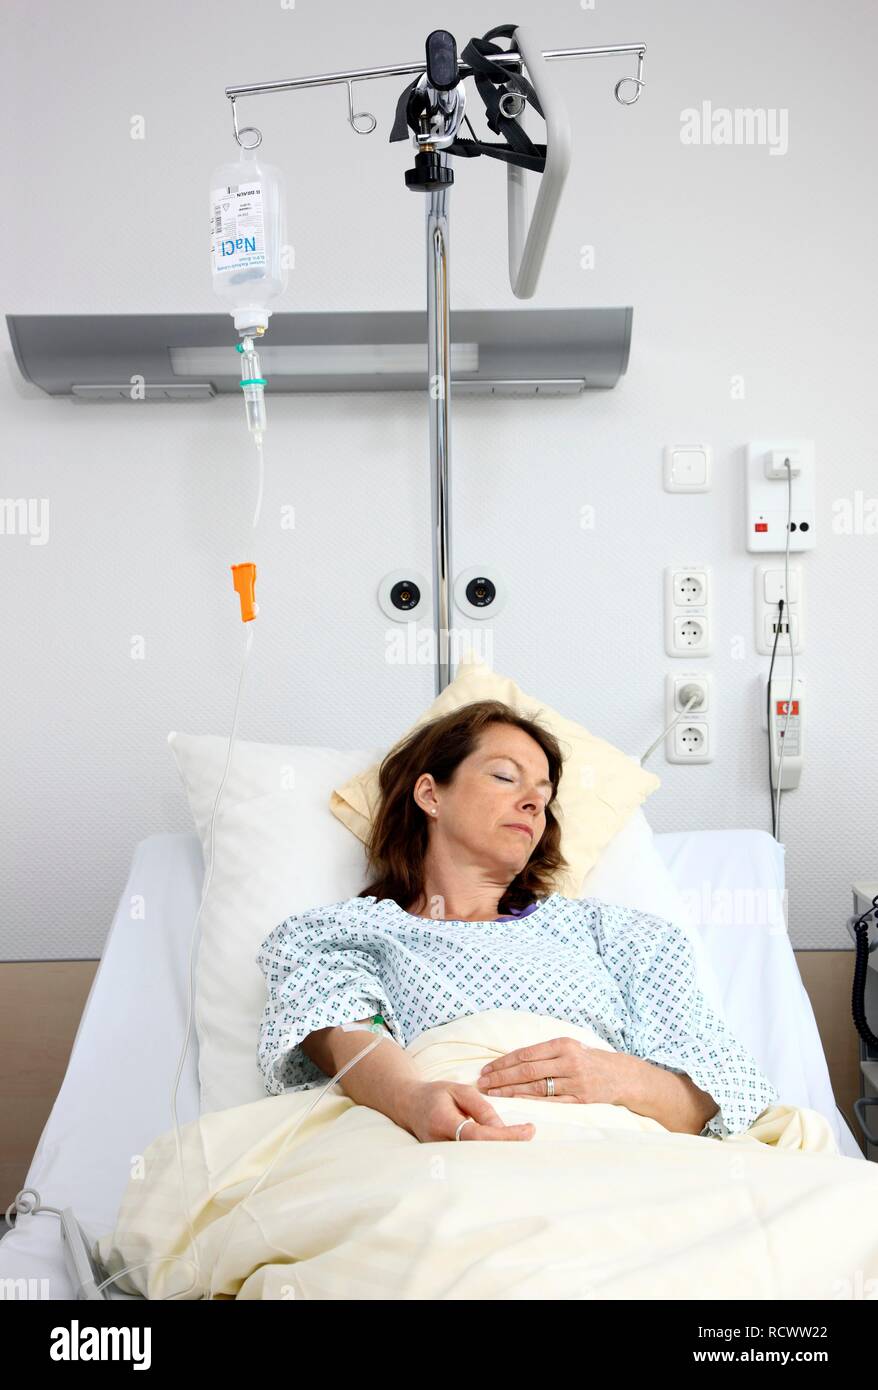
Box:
[503,28,571,299]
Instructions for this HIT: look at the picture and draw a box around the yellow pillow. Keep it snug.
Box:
[329,651,660,897]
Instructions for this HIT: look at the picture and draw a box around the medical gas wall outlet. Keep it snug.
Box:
[745,441,815,551]
[378,570,430,622]
[754,563,805,655]
[664,566,712,656]
[453,567,507,620]
[761,673,805,789]
[663,445,712,493]
[664,672,713,763]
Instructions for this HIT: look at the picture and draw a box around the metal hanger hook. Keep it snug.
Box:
[231,97,263,149]
[614,51,645,106]
[499,89,527,118]
[346,81,377,134]
[615,76,644,105]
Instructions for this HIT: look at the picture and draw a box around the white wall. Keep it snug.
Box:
[3,0,876,958]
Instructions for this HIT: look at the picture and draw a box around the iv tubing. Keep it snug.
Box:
[94,399,385,1297]
[94,428,264,1298]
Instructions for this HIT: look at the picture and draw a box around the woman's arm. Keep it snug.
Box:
[475,1034,718,1135]
[256,910,408,1094]
[301,1023,422,1130]
[593,904,780,1138]
[302,1025,536,1144]
[624,1055,720,1136]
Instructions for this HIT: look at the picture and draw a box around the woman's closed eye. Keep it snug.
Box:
[493,770,551,807]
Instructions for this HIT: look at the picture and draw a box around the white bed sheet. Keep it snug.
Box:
[0,828,864,1300]
[1,834,202,1301]
[654,828,860,1158]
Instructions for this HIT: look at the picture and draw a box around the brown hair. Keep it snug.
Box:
[358,700,569,915]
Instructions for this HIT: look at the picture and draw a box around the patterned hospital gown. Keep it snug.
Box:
[255,891,780,1138]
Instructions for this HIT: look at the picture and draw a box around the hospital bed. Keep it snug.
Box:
[0,826,863,1300]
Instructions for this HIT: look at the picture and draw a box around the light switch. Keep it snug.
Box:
[763,567,801,604]
[663,445,711,493]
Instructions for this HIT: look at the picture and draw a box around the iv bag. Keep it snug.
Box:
[210,144,287,334]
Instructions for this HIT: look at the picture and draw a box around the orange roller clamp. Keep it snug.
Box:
[231,563,257,622]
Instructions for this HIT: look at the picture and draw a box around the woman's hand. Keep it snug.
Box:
[476,1037,642,1106]
[399,1080,537,1143]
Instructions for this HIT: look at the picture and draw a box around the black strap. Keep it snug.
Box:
[389,23,547,174]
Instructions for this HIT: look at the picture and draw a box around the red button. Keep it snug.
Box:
[754,522,768,532]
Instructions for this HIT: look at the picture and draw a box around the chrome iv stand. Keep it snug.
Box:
[224,30,646,695]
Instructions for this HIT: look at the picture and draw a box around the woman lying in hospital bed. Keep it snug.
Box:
[97,699,878,1299]
[258,701,778,1144]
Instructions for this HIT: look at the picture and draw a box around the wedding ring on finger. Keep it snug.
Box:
[455,1117,475,1141]
[546,1076,555,1097]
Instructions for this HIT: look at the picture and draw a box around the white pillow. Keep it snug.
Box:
[580,808,727,1017]
[168,733,380,1113]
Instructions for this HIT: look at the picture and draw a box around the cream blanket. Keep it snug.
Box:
[95,1010,878,1300]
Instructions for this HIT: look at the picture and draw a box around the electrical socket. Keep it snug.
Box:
[675,723,708,758]
[763,612,800,649]
[665,566,712,656]
[665,673,714,763]
[672,672,711,713]
[674,615,708,649]
[765,449,803,479]
[673,570,708,605]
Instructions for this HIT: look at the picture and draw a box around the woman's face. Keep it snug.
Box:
[415,723,553,874]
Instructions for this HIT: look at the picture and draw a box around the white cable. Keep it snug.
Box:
[640,690,703,766]
[774,462,795,840]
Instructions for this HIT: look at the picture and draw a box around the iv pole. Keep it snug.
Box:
[225,30,646,696]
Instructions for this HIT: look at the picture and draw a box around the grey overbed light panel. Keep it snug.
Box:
[6,308,632,398]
